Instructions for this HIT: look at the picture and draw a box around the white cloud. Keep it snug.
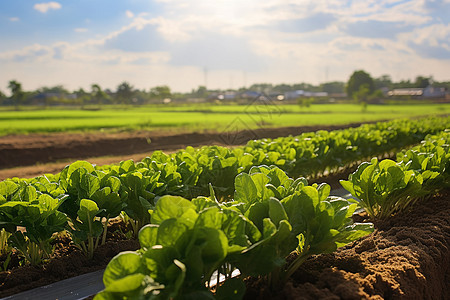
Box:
[34,2,62,13]
[9,17,19,22]
[74,28,88,33]
[1,0,450,93]
[0,44,52,62]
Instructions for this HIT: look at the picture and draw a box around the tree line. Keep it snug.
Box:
[1,71,448,107]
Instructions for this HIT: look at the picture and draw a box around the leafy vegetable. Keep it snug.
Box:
[96,166,373,298]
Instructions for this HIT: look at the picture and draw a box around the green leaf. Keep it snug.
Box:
[19,185,37,202]
[268,197,288,227]
[152,196,198,227]
[81,173,101,198]
[101,176,121,193]
[78,199,101,225]
[246,201,269,232]
[119,160,136,173]
[192,197,219,212]
[0,181,18,199]
[103,251,144,287]
[138,224,159,250]
[339,180,355,195]
[142,245,179,282]
[91,188,123,218]
[317,183,331,202]
[191,227,228,265]
[103,273,146,293]
[234,173,257,209]
[157,218,190,248]
[251,173,271,200]
[334,223,374,248]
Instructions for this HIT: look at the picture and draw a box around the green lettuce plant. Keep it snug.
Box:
[95,166,373,298]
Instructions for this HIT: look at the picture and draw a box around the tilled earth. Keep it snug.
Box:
[0,123,369,180]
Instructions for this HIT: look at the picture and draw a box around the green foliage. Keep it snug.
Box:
[95,167,373,299]
[341,131,450,220]
[115,82,135,105]
[0,116,448,270]
[346,70,375,98]
[229,166,373,288]
[340,158,423,219]
[297,97,314,108]
[0,187,68,265]
[8,80,24,109]
[149,85,171,101]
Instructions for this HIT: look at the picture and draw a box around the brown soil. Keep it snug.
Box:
[0,220,140,298]
[0,123,371,180]
[244,190,450,300]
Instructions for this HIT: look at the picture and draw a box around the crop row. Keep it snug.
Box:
[103,116,450,198]
[0,116,449,267]
[95,166,374,299]
[95,130,450,299]
[342,129,450,219]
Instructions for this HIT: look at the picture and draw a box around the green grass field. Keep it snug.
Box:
[0,103,448,136]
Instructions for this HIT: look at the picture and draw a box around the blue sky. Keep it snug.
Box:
[0,0,449,93]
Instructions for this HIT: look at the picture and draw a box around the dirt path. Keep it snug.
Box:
[0,123,368,180]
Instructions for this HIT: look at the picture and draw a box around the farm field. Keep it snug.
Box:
[0,119,449,299]
[0,109,449,299]
[0,103,449,136]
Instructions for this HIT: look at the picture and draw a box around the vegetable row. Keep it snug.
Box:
[342,130,450,219]
[1,116,450,266]
[94,166,373,299]
[95,130,450,299]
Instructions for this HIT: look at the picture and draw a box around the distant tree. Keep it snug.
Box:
[8,80,24,110]
[191,85,208,98]
[374,75,392,89]
[353,84,371,112]
[249,83,273,93]
[292,82,316,92]
[433,80,450,90]
[414,76,430,88]
[116,81,134,104]
[0,90,5,104]
[91,84,109,106]
[149,85,171,101]
[75,88,90,108]
[320,81,345,94]
[391,79,414,89]
[38,85,69,94]
[346,70,375,98]
[272,84,292,93]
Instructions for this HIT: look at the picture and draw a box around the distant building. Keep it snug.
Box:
[388,86,446,98]
[423,86,446,98]
[240,91,261,99]
[284,90,328,100]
